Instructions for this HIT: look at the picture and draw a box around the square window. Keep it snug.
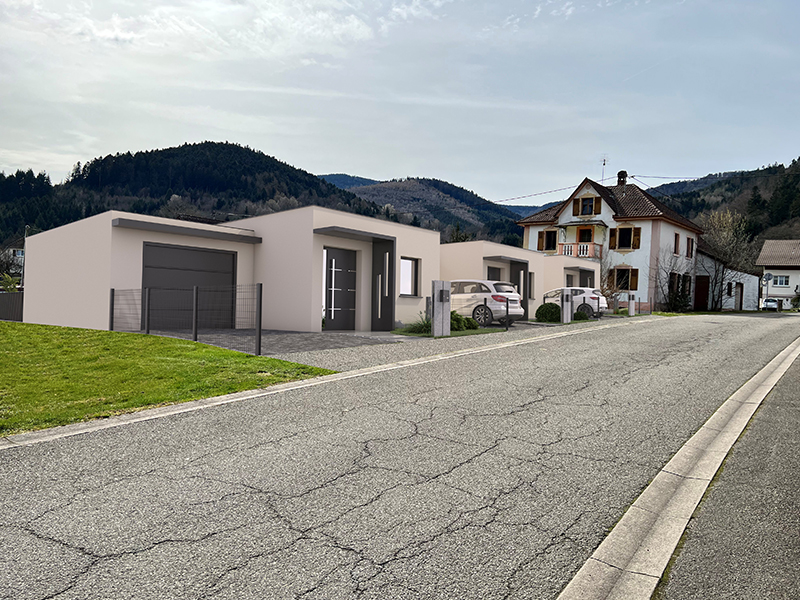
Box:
[615,269,630,290]
[578,228,593,243]
[581,197,594,215]
[544,230,557,251]
[617,228,633,249]
[400,257,419,296]
[487,266,502,281]
[774,275,790,286]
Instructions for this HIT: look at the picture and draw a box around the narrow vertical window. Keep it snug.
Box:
[399,257,419,296]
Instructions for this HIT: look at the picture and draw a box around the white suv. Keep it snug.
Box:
[542,287,608,318]
[450,280,525,326]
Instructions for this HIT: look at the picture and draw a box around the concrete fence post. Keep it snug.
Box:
[561,290,572,324]
[629,294,636,316]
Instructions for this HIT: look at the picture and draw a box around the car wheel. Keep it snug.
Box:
[472,305,493,327]
[576,303,595,318]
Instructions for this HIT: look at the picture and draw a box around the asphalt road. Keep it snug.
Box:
[2,313,799,600]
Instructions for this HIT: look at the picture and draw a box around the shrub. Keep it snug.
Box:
[464,317,479,330]
[617,308,628,316]
[535,302,561,323]
[573,310,589,321]
[403,312,431,334]
[450,310,466,331]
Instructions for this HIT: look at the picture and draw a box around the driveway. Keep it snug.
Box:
[2,313,799,599]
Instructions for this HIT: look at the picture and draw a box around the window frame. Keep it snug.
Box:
[774,275,790,287]
[544,230,557,251]
[399,256,420,297]
[686,237,695,259]
[674,232,680,255]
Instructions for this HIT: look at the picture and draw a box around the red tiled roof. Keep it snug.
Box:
[756,240,800,267]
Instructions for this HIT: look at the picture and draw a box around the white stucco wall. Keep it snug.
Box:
[760,267,800,304]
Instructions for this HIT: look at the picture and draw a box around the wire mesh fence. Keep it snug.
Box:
[111,284,263,355]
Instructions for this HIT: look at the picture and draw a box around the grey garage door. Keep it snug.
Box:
[142,243,237,330]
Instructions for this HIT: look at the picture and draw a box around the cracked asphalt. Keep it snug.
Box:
[2,313,799,600]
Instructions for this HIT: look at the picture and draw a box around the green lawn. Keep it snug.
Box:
[0,322,334,435]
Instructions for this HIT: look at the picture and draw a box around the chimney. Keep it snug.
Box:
[617,170,628,186]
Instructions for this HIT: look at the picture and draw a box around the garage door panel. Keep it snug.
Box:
[142,243,236,290]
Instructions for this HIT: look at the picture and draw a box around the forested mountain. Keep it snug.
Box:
[318,174,380,189]
[0,142,381,244]
[648,159,800,239]
[349,178,524,246]
[503,202,560,218]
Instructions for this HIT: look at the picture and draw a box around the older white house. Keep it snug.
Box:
[517,171,703,310]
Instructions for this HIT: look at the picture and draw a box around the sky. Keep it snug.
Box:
[1,0,798,205]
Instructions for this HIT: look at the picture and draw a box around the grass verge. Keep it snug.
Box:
[0,322,334,435]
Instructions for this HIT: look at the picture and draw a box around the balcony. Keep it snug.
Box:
[558,243,602,259]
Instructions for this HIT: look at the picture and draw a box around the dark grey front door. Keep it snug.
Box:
[325,248,356,330]
[510,261,529,320]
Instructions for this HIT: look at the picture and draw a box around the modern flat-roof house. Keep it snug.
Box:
[756,239,800,307]
[516,171,703,310]
[24,206,442,333]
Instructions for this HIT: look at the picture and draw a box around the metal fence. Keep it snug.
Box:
[110,284,263,355]
[0,292,23,322]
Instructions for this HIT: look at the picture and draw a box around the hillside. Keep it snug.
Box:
[349,178,523,246]
[504,202,560,218]
[0,142,382,244]
[318,174,380,189]
[648,159,800,239]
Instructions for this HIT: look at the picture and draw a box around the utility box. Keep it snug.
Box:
[431,280,451,337]
[628,294,636,316]
[561,289,572,324]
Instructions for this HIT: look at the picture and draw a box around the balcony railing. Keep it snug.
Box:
[558,243,602,259]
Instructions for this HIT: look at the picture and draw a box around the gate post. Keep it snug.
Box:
[192,286,199,342]
[255,283,263,356]
[109,289,115,331]
[144,288,151,334]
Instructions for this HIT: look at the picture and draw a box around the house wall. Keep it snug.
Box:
[760,266,800,305]
[23,211,259,331]
[24,212,114,330]
[238,206,441,331]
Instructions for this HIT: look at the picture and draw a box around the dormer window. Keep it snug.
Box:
[573,197,601,216]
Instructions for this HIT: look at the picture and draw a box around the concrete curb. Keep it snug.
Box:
[0,317,658,451]
[556,335,800,600]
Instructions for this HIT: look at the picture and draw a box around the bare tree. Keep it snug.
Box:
[651,247,694,312]
[696,210,758,311]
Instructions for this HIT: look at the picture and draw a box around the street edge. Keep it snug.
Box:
[556,334,800,600]
[0,317,655,450]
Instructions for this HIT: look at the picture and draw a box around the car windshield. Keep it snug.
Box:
[493,283,517,294]
[543,289,561,299]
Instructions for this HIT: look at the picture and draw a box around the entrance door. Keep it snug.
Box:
[695,275,710,310]
[325,248,356,330]
[510,261,529,320]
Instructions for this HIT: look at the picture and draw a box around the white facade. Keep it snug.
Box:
[520,178,702,309]
[760,268,800,305]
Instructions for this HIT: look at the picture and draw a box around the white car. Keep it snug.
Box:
[542,287,608,318]
[450,280,525,326]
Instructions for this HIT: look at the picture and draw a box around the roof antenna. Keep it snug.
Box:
[600,154,609,182]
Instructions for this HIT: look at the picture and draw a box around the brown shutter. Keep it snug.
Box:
[632,227,641,249]
[594,197,601,215]
[630,269,639,291]
[609,228,617,250]
[573,199,580,216]
[537,231,544,251]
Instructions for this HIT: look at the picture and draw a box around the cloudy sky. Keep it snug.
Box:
[1,0,798,204]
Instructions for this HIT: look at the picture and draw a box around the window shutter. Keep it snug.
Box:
[632,227,641,249]
[609,228,617,250]
[630,269,639,291]
[608,270,615,290]
[594,197,601,215]
[537,231,544,251]
[573,199,580,216]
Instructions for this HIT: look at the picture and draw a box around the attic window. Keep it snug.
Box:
[573,197,601,216]
[581,198,594,215]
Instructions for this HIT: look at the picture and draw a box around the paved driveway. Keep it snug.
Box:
[2,314,799,599]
